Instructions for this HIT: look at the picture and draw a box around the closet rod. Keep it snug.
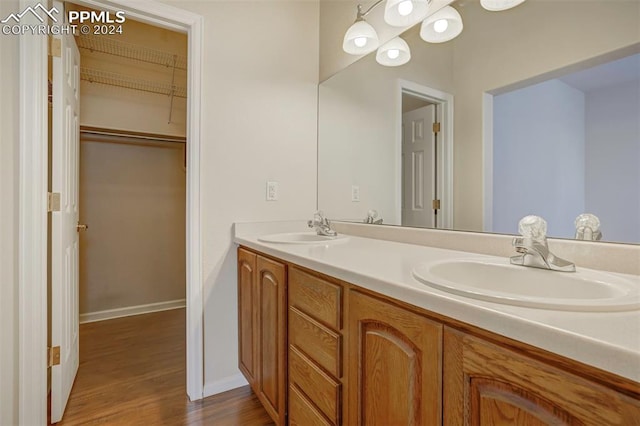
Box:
[80,126,186,144]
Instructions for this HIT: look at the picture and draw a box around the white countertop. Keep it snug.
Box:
[234,221,640,382]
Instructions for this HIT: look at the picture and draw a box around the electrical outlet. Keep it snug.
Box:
[351,185,360,202]
[266,181,278,201]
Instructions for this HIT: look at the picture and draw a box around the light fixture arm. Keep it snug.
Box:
[356,0,385,20]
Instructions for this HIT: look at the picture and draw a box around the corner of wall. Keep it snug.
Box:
[0,1,21,423]
[202,373,249,399]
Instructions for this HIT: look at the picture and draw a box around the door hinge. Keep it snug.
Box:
[48,346,61,367]
[49,37,61,57]
[432,122,441,134]
[432,199,441,210]
[48,192,61,212]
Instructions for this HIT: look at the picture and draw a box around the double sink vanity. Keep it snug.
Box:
[236,1,640,423]
[234,221,640,425]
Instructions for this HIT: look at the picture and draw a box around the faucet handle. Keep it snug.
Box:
[518,215,547,242]
[575,213,602,241]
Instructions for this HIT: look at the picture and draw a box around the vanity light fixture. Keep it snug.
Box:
[376,37,411,66]
[480,0,527,11]
[345,0,522,60]
[420,5,463,43]
[343,0,431,55]
[343,3,380,54]
[384,0,431,27]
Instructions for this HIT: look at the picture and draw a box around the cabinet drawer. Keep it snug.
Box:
[289,307,342,377]
[290,267,342,330]
[289,384,333,426]
[289,345,341,425]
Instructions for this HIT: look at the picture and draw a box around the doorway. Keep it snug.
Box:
[397,80,454,229]
[48,4,190,422]
[402,100,438,228]
[18,1,204,424]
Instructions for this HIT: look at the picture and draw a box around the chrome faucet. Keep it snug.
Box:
[364,209,383,225]
[575,213,602,241]
[510,215,575,272]
[308,211,337,237]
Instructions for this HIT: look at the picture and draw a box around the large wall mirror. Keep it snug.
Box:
[318,0,640,244]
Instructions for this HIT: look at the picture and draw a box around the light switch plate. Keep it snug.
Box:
[266,181,278,201]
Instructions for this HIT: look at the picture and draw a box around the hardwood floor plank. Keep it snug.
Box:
[54,309,273,425]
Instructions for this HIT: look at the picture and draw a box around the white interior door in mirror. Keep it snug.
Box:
[402,105,437,228]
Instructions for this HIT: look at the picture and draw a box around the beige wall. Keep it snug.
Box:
[4,0,319,405]
[451,0,640,231]
[318,25,453,224]
[318,0,640,232]
[79,140,187,315]
[77,12,188,137]
[0,0,20,423]
[158,0,320,392]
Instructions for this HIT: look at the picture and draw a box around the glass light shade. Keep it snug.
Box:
[384,0,430,27]
[376,37,411,66]
[343,20,379,55]
[420,6,463,43]
[480,0,526,11]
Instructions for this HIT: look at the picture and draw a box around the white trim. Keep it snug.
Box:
[18,1,205,421]
[79,299,187,324]
[483,93,494,232]
[18,1,49,423]
[393,81,403,223]
[203,374,250,398]
[75,0,192,32]
[397,79,454,229]
[185,12,205,403]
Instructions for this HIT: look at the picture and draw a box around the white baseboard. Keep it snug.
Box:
[203,373,249,398]
[79,299,186,324]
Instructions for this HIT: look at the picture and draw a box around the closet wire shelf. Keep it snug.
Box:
[76,35,188,70]
[80,68,187,98]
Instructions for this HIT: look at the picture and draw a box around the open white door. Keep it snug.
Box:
[402,105,437,228]
[51,2,81,421]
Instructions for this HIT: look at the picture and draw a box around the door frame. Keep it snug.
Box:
[18,1,204,424]
[396,79,454,229]
[482,93,494,232]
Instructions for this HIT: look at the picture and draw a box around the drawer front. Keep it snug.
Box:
[289,384,334,426]
[289,307,342,377]
[290,267,342,331]
[289,345,341,425]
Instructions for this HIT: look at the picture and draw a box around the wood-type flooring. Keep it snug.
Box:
[54,308,273,425]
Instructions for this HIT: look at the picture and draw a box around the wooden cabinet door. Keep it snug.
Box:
[444,327,640,426]
[256,255,287,426]
[237,248,258,388]
[347,291,443,426]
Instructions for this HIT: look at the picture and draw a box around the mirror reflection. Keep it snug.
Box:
[318,0,640,244]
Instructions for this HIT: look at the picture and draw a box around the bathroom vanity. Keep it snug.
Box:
[235,224,640,426]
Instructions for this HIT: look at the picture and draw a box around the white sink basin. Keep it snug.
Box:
[412,258,640,311]
[258,232,349,245]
